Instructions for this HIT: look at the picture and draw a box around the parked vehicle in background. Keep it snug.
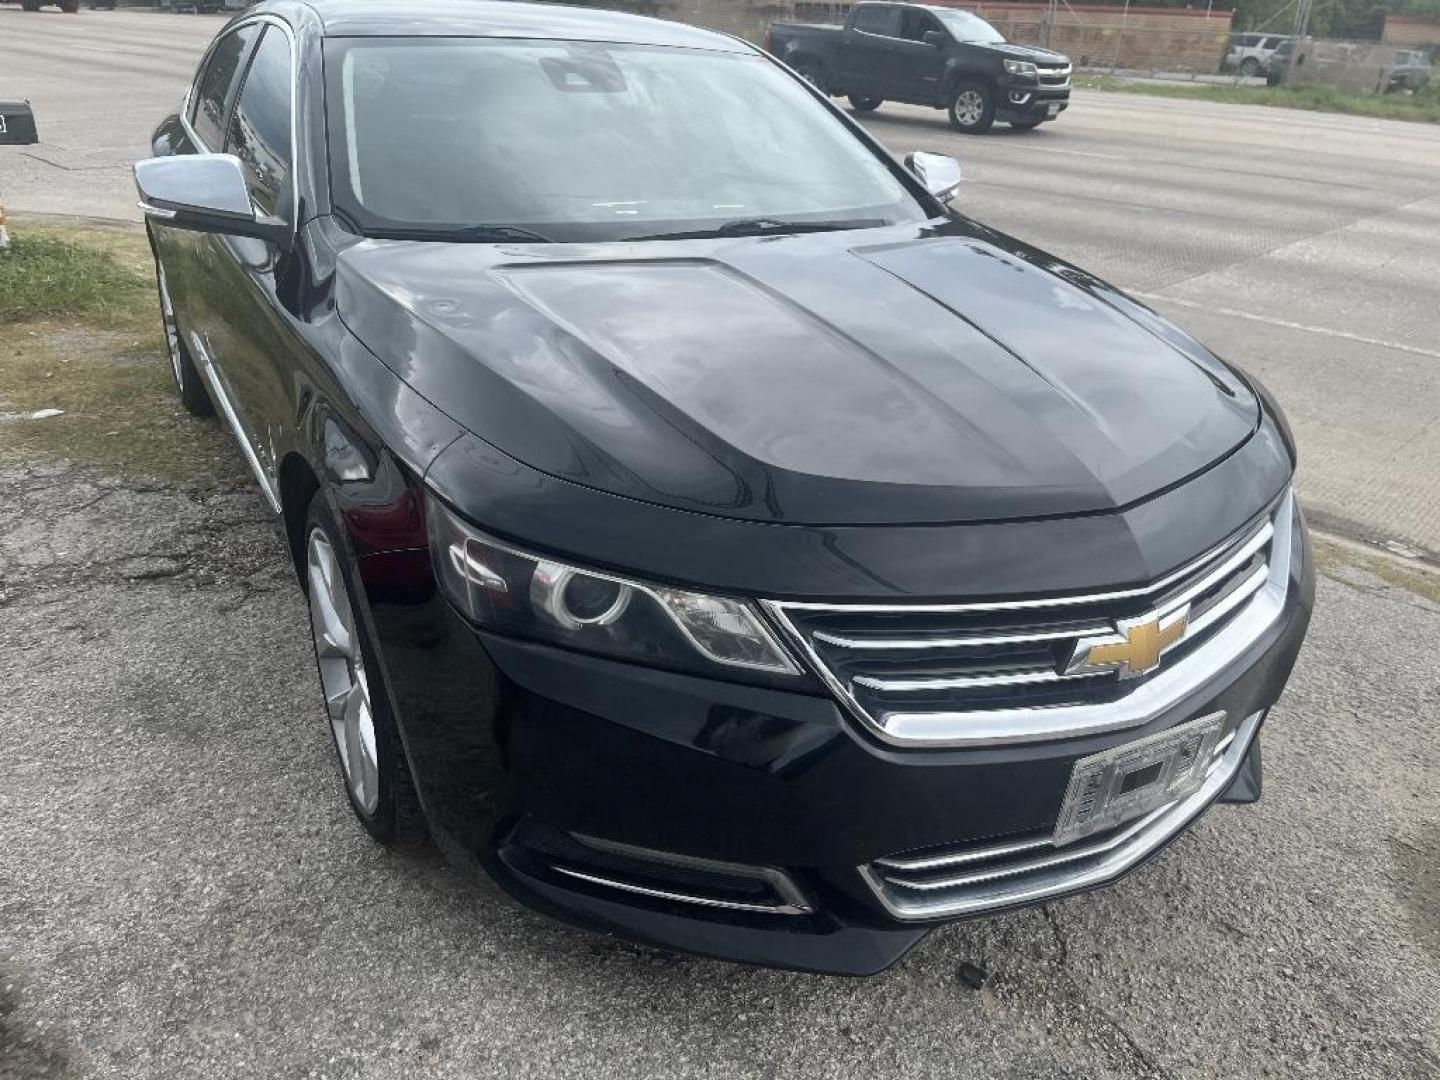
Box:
[1265,38,1294,85]
[159,0,240,12]
[1387,49,1433,92]
[18,1,82,12]
[766,1,1071,132]
[1222,32,1290,77]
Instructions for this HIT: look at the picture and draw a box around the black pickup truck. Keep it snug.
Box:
[767,2,1072,132]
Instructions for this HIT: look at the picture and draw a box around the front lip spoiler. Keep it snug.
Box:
[859,707,1267,921]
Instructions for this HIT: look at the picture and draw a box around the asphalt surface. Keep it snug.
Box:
[1,8,1438,1080]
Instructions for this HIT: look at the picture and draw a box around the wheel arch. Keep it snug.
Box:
[945,66,996,99]
[279,451,321,589]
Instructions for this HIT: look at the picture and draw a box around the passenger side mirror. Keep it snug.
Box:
[0,101,39,146]
[134,153,292,251]
[905,151,962,201]
[923,30,947,48]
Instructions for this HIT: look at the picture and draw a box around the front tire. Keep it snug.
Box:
[949,81,995,134]
[304,492,428,847]
[848,95,883,113]
[1240,57,1260,77]
[151,251,215,417]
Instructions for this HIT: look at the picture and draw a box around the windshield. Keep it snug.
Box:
[323,38,930,243]
[933,10,1006,44]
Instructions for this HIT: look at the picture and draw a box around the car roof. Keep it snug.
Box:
[290,0,751,51]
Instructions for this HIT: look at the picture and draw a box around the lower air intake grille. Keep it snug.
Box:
[861,710,1264,920]
[507,820,812,916]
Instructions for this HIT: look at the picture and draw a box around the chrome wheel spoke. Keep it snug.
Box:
[306,526,380,817]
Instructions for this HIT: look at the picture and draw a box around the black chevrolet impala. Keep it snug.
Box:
[136,0,1313,974]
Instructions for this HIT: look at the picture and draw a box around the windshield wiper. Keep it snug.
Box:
[629,218,887,242]
[446,225,557,243]
[364,224,557,244]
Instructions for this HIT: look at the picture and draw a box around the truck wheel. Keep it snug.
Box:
[949,82,995,134]
[848,95,884,113]
[1240,57,1260,77]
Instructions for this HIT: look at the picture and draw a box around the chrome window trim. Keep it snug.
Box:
[860,708,1265,920]
[762,491,1295,748]
[179,13,301,230]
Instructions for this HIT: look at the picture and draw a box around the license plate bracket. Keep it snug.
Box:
[1052,712,1226,847]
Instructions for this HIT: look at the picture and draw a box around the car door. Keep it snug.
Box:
[837,5,899,96]
[156,21,259,355]
[890,8,949,104]
[199,20,301,501]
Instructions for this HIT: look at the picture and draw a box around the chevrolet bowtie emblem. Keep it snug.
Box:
[1067,607,1190,680]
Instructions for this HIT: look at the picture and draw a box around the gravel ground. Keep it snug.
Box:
[1,457,1437,1080]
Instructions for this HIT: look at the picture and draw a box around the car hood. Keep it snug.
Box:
[992,43,1070,65]
[334,220,1258,526]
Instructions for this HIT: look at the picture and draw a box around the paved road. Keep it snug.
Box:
[3,8,1440,557]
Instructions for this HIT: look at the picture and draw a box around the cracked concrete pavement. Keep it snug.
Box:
[1,458,1437,1080]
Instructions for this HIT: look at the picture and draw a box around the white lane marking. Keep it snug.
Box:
[1004,145,1130,161]
[1132,291,1440,362]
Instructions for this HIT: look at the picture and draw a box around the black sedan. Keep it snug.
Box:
[136,0,1313,975]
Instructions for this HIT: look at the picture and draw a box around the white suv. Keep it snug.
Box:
[1223,33,1290,78]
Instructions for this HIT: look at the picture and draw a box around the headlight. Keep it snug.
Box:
[1004,59,1039,77]
[427,496,801,678]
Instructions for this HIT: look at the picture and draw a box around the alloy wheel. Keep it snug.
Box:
[306,527,380,816]
[954,90,984,127]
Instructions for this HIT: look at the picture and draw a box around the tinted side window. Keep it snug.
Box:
[898,10,940,41]
[189,24,259,150]
[851,6,894,35]
[225,26,293,216]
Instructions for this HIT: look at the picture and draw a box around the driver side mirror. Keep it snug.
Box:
[906,151,962,202]
[0,101,39,146]
[134,153,292,251]
[923,30,947,48]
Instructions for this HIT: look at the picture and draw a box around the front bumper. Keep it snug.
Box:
[360,505,1313,975]
[997,79,1071,123]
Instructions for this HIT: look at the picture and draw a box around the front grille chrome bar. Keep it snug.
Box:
[763,492,1295,748]
[861,709,1265,920]
[853,667,1107,693]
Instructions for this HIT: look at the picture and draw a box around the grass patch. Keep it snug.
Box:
[0,224,246,485]
[1075,75,1440,125]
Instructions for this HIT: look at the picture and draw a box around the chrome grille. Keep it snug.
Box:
[1037,63,1072,87]
[861,710,1263,919]
[764,492,1295,747]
